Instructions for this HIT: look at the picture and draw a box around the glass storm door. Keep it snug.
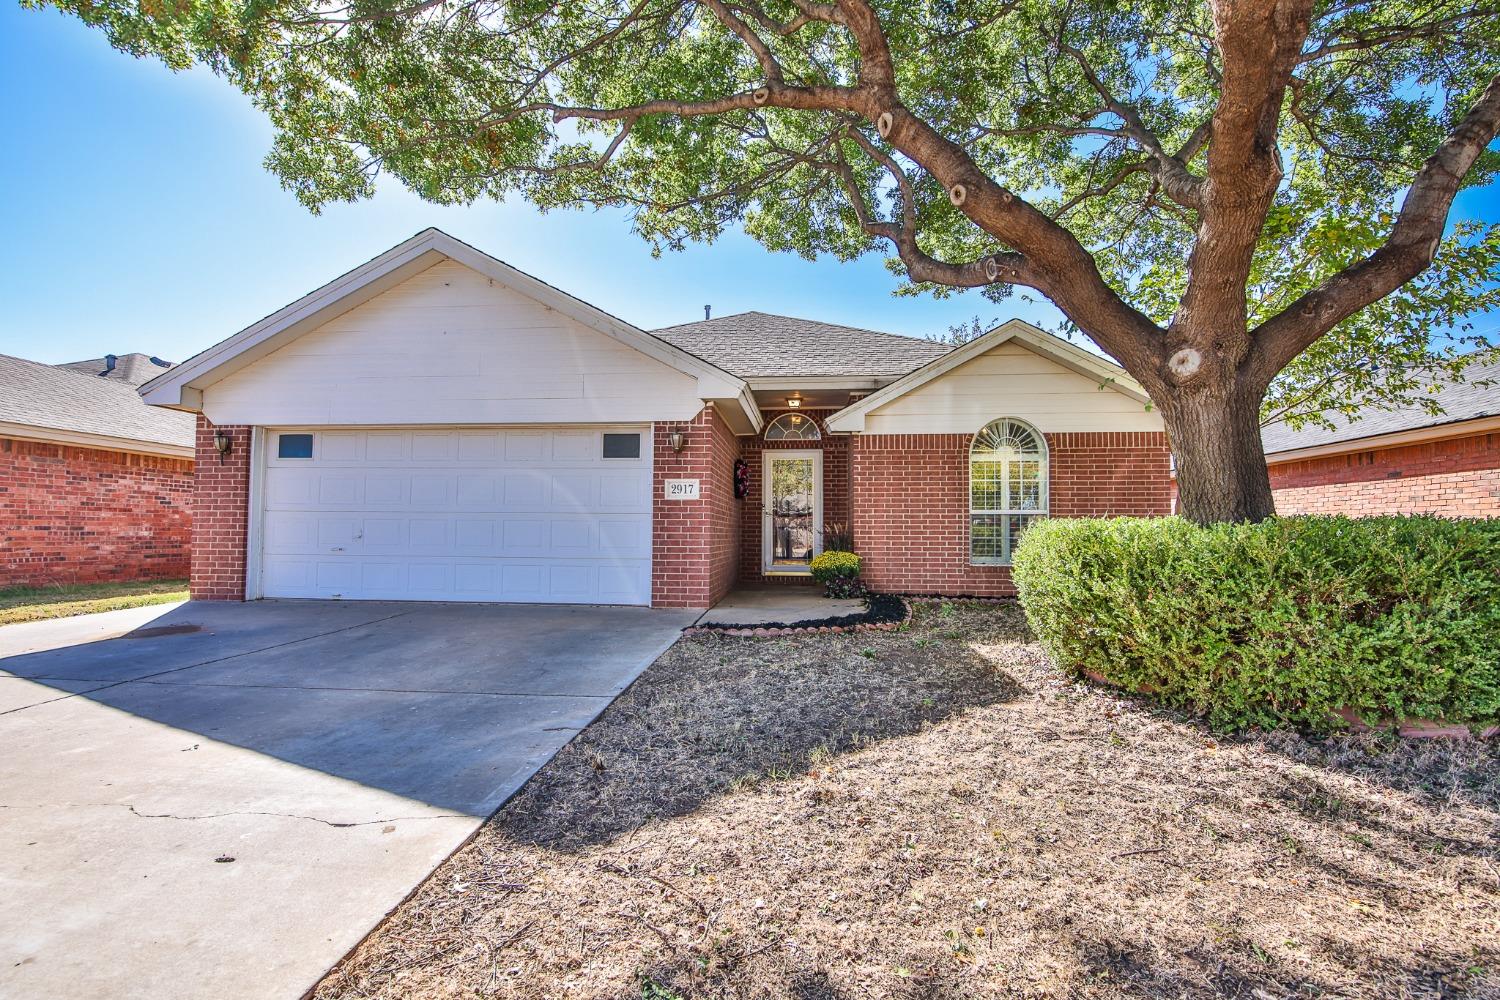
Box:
[763,450,822,572]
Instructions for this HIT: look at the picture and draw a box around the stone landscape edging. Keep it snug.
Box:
[685,595,912,638]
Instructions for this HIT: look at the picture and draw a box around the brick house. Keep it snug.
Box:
[1,352,195,588]
[1263,354,1499,517]
[139,229,1170,608]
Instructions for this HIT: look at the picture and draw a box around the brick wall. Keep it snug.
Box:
[737,409,850,585]
[1269,430,1500,517]
[852,431,1172,596]
[191,417,252,601]
[0,436,193,588]
[652,405,741,608]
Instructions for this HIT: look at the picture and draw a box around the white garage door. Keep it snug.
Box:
[258,427,652,605]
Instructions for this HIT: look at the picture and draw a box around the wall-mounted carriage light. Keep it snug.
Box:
[212,429,233,463]
[668,428,687,453]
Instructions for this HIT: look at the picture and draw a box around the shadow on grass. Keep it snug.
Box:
[1072,935,1493,1000]
[495,605,1025,853]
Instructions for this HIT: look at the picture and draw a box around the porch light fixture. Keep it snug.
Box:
[786,395,802,408]
[668,428,687,453]
[212,429,233,463]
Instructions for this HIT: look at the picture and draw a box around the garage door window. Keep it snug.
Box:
[602,433,641,459]
[277,433,314,459]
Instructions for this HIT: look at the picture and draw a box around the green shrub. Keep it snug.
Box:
[810,550,863,599]
[1011,515,1500,733]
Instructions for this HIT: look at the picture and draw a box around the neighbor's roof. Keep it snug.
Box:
[653,311,950,378]
[0,353,195,454]
[1262,352,1500,456]
[59,353,175,387]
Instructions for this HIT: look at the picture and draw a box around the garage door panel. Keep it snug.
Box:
[365,433,410,462]
[265,468,318,506]
[412,431,456,462]
[318,433,365,462]
[457,431,500,463]
[260,427,651,604]
[549,472,597,511]
[598,472,650,510]
[503,432,546,461]
[317,474,364,505]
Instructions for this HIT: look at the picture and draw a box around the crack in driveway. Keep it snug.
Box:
[125,804,473,828]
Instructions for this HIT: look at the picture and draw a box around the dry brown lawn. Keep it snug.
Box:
[314,601,1500,1000]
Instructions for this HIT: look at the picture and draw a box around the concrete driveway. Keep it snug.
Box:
[0,599,696,1000]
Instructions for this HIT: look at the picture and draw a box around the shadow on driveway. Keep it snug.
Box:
[0,599,698,815]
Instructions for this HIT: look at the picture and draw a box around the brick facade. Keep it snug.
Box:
[737,409,849,585]
[190,417,252,601]
[0,436,193,589]
[651,404,741,608]
[1269,430,1500,517]
[179,414,1178,607]
[852,431,1172,596]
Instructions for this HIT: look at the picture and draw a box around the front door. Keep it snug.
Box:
[763,450,822,573]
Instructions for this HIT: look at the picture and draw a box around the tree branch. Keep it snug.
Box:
[1056,41,1206,211]
[701,0,783,82]
[1167,0,1313,374]
[1248,72,1500,386]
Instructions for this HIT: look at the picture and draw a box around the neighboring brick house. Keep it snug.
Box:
[1262,355,1499,518]
[0,352,195,588]
[138,228,1170,607]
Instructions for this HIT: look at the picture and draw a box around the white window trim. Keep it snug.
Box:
[969,418,1049,566]
[763,412,822,441]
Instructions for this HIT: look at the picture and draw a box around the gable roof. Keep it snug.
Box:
[60,353,175,387]
[1262,351,1500,457]
[0,353,195,457]
[139,228,761,432]
[653,311,950,378]
[825,319,1150,433]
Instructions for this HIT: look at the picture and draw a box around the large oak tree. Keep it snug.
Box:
[33,0,1500,522]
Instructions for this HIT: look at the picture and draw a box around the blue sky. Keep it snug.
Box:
[1,3,1495,368]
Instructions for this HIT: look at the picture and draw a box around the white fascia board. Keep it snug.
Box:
[824,319,1148,433]
[1263,413,1500,464]
[746,376,889,391]
[138,228,757,428]
[0,421,194,460]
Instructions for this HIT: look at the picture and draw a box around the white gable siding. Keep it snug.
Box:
[201,260,703,426]
[861,341,1162,435]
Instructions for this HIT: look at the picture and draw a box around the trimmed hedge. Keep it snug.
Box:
[1011,516,1500,733]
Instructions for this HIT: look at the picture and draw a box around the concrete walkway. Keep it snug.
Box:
[0,599,695,1000]
[697,586,865,626]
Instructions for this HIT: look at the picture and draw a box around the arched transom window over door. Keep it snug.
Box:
[764,412,821,441]
[970,418,1048,565]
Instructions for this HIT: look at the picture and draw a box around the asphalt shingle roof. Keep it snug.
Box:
[0,353,195,451]
[1262,352,1500,455]
[653,311,950,378]
[59,353,175,387]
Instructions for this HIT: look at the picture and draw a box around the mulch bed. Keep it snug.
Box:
[687,593,910,636]
[313,601,1500,1000]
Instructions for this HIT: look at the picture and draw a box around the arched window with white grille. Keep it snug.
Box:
[764,412,821,441]
[969,418,1048,564]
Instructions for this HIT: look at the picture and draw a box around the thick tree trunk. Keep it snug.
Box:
[1162,378,1276,525]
